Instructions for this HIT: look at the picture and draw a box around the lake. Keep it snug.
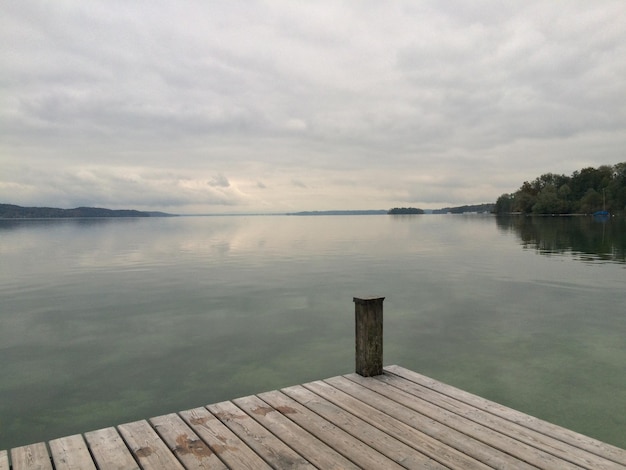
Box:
[0,214,624,450]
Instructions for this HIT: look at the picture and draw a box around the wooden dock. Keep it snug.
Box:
[2,298,625,469]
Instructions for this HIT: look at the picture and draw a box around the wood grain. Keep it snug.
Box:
[49,434,96,470]
[84,427,139,470]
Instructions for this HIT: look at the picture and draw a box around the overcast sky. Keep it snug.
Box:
[2,1,625,213]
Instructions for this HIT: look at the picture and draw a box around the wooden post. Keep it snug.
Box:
[354,296,384,376]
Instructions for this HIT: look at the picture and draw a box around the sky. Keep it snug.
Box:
[2,1,626,214]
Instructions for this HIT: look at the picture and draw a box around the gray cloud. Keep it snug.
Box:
[2,1,625,213]
[208,174,231,188]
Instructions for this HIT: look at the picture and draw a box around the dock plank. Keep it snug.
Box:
[48,434,96,470]
[10,442,52,470]
[180,406,272,470]
[379,370,624,470]
[255,390,413,469]
[387,364,626,467]
[84,427,139,470]
[235,393,363,470]
[0,451,9,470]
[305,378,492,470]
[150,412,227,470]
[117,420,184,470]
[208,400,314,469]
[332,373,538,469]
[281,385,447,470]
[355,371,586,469]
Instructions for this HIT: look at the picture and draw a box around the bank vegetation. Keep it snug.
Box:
[495,162,626,215]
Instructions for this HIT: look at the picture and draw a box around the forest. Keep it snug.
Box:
[495,162,626,215]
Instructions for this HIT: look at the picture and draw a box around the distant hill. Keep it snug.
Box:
[433,203,495,214]
[0,204,177,218]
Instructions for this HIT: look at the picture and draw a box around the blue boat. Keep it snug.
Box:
[593,189,610,217]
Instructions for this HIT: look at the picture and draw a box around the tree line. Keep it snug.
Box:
[495,162,626,215]
[388,207,424,214]
[433,203,494,214]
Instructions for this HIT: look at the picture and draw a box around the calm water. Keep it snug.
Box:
[0,215,624,450]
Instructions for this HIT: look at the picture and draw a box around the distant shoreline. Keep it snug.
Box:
[0,203,177,219]
[286,210,387,216]
[1,202,500,219]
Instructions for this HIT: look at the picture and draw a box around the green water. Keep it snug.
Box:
[0,214,624,450]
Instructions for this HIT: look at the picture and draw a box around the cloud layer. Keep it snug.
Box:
[2,1,625,212]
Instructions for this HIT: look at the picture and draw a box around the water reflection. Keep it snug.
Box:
[496,216,626,264]
[0,218,140,231]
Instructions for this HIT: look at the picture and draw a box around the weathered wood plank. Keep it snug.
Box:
[386,364,626,467]
[49,434,96,470]
[10,442,52,470]
[150,412,227,470]
[84,426,139,470]
[348,371,580,469]
[180,406,272,470]
[379,370,624,470]
[305,378,492,470]
[235,393,362,470]
[117,420,185,470]
[208,400,314,469]
[332,374,537,470]
[0,450,10,470]
[250,391,405,469]
[280,385,447,470]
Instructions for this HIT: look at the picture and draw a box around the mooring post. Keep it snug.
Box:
[354,296,384,376]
